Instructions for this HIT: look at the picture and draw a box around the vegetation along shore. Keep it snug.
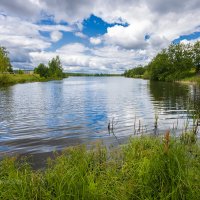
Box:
[0,131,199,200]
[124,41,200,84]
[0,46,66,86]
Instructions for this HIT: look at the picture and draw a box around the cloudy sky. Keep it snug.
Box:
[0,0,200,73]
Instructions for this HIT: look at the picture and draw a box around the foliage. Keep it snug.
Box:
[146,43,195,81]
[0,136,199,199]
[48,56,64,78]
[34,56,64,79]
[0,46,13,73]
[34,63,49,78]
[124,65,146,78]
[125,41,200,82]
[193,41,200,73]
[18,69,24,74]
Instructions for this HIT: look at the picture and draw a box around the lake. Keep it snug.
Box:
[0,77,200,167]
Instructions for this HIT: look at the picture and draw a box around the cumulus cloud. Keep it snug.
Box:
[74,32,87,38]
[30,43,150,73]
[50,31,63,42]
[0,14,73,68]
[0,0,42,19]
[90,37,101,45]
[1,0,200,72]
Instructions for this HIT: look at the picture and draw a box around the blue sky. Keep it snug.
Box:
[0,0,200,73]
[40,14,128,51]
[173,32,200,44]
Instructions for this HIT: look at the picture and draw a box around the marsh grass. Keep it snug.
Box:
[0,136,200,200]
[181,74,200,84]
[0,74,58,86]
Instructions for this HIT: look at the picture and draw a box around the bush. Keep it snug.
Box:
[124,65,146,78]
[34,56,64,79]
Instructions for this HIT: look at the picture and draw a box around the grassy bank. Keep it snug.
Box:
[0,135,199,199]
[0,74,64,86]
[124,72,200,84]
[180,74,200,84]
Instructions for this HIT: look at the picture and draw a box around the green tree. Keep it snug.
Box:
[48,56,64,78]
[193,41,200,73]
[34,63,49,78]
[18,69,24,74]
[168,43,193,72]
[147,49,171,81]
[7,63,13,73]
[146,43,194,81]
[34,56,64,79]
[124,65,146,77]
[0,46,12,73]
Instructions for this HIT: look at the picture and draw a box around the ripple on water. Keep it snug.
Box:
[0,77,200,167]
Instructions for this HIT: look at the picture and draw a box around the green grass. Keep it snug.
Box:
[0,74,43,85]
[0,74,64,86]
[181,74,200,84]
[0,136,199,199]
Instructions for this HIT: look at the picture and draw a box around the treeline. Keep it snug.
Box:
[124,41,200,81]
[34,56,65,79]
[66,72,122,77]
[124,65,146,78]
[0,46,65,79]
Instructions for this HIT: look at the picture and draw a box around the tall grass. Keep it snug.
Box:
[0,74,53,86]
[181,74,200,84]
[0,136,199,199]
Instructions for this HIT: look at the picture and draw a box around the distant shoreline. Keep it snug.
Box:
[0,73,123,87]
[65,72,122,77]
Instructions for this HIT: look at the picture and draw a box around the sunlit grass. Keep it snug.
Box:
[0,74,66,86]
[0,135,199,199]
[0,74,46,86]
[180,70,200,84]
[181,76,200,84]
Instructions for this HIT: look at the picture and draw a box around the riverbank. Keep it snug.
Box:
[125,74,200,84]
[180,74,200,84]
[0,135,199,199]
[0,74,65,86]
[65,72,122,77]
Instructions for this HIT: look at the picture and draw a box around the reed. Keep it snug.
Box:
[0,135,199,199]
[0,74,61,86]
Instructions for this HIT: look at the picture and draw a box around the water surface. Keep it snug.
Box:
[0,77,200,166]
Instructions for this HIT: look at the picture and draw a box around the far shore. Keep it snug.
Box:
[1,73,200,87]
[0,73,123,87]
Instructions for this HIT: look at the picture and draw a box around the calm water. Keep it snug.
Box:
[0,77,200,166]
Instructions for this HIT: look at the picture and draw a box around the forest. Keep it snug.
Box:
[124,41,200,81]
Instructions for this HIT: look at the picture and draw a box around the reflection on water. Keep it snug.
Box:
[0,77,200,166]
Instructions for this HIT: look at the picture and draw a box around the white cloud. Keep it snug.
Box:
[0,0,42,20]
[180,38,200,45]
[1,0,200,72]
[29,43,150,73]
[0,14,73,69]
[90,37,101,45]
[74,32,87,38]
[50,31,63,42]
